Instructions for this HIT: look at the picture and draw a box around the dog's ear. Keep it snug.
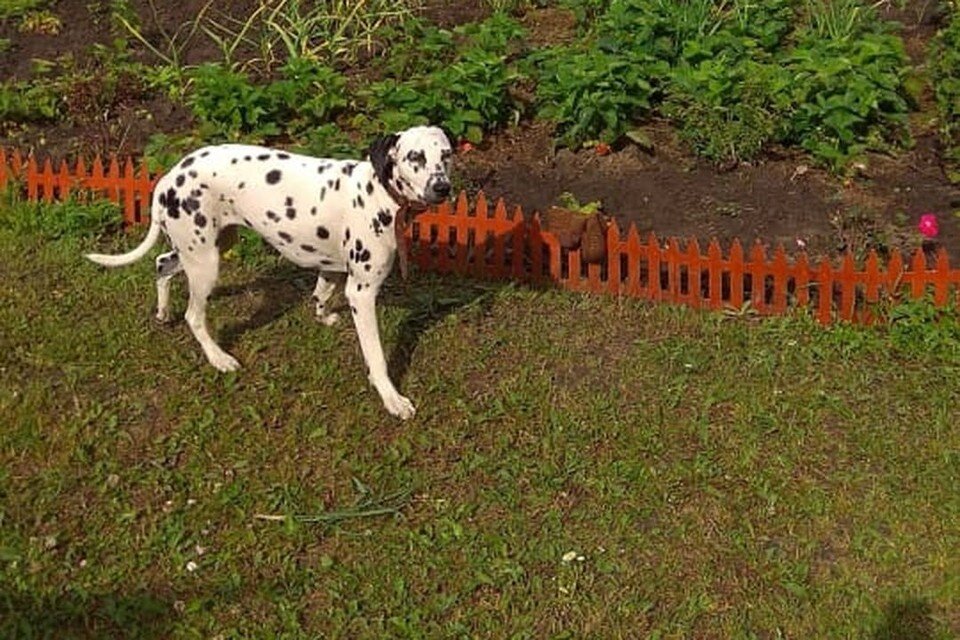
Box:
[367,133,399,186]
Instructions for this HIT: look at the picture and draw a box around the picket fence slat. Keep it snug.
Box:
[4,149,960,325]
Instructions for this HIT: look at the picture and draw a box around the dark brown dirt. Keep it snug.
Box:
[1,0,958,262]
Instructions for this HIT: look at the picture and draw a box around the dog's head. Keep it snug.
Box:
[367,126,453,206]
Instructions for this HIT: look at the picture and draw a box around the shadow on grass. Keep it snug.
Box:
[205,257,504,384]
[1,588,175,639]
[381,275,504,384]
[872,596,937,640]
[214,261,311,351]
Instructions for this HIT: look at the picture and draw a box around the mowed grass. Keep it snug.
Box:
[1,200,959,639]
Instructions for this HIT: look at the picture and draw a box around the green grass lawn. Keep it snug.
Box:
[1,199,959,639]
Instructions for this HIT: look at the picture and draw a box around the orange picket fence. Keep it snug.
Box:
[3,148,960,324]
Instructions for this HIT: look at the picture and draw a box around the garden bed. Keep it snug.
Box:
[1,0,959,261]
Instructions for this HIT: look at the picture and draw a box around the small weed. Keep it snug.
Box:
[0,0,47,21]
[17,7,60,33]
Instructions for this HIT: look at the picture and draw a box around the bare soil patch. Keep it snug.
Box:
[1,1,958,261]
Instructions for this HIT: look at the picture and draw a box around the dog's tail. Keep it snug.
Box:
[85,216,162,268]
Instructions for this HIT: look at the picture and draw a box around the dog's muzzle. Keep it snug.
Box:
[425,178,451,204]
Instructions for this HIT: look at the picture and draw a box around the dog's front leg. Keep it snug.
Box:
[345,276,415,420]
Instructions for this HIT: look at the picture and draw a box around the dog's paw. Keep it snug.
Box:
[155,309,173,324]
[384,394,416,420]
[209,351,241,372]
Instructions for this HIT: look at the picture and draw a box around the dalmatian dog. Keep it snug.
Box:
[86,125,453,419]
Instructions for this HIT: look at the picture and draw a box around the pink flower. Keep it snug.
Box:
[918,213,939,239]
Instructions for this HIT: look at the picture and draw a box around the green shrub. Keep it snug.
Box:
[0,80,61,123]
[366,14,525,143]
[930,7,960,181]
[534,46,655,147]
[187,58,348,140]
[783,33,911,171]
[664,57,789,164]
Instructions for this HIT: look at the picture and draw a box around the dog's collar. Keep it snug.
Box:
[382,182,427,281]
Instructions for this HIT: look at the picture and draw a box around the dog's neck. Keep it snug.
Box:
[380,178,425,281]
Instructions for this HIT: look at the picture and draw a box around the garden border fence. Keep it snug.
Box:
[3,148,959,324]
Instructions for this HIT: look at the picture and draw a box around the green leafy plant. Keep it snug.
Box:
[188,62,275,139]
[930,6,960,182]
[664,57,788,164]
[0,0,47,21]
[0,80,61,123]
[534,46,655,147]
[367,14,526,143]
[783,33,911,171]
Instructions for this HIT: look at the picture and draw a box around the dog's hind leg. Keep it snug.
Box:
[312,271,340,326]
[180,249,239,372]
[155,251,183,323]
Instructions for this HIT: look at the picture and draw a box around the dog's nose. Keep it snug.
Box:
[432,181,451,198]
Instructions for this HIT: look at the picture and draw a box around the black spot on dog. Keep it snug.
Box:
[182,197,200,214]
[364,264,371,271]
[191,189,202,198]
[200,183,209,190]
[310,206,317,215]
[345,228,351,240]
[159,192,167,206]
[366,181,374,195]
[244,155,252,161]
[258,153,271,161]
[342,162,356,176]
[350,305,357,314]
[377,209,393,227]
[316,226,330,239]
[164,188,180,219]
[372,218,382,237]
[277,153,290,160]
[195,213,207,228]
[243,218,253,226]
[181,157,195,168]
[321,259,333,266]
[266,170,281,184]
[201,151,210,157]
[355,195,364,209]
[357,284,363,292]
[320,187,326,201]
[231,158,238,164]
[175,174,185,187]
[278,231,292,243]
[267,210,280,222]
[334,178,340,191]
[188,170,198,179]
[301,244,316,252]
[326,179,334,188]
[359,249,370,263]
[286,208,296,219]
[238,182,246,189]
[285,196,293,206]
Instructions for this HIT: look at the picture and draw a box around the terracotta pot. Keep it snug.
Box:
[543,206,588,250]
[580,213,608,264]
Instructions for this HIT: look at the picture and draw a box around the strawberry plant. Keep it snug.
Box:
[784,33,911,171]
[533,46,655,147]
[365,14,525,143]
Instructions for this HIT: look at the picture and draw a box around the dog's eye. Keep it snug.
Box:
[406,150,426,165]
